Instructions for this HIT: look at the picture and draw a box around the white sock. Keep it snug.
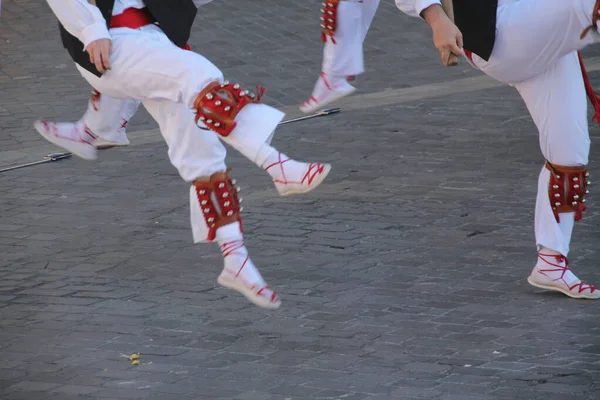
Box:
[319,72,349,88]
[255,144,305,183]
[216,222,265,286]
[303,73,354,106]
[255,143,277,168]
[322,72,347,87]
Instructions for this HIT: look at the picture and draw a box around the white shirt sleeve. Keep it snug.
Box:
[192,0,216,7]
[46,0,110,49]
[395,0,442,18]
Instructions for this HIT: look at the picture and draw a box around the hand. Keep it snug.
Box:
[421,5,464,67]
[86,38,112,73]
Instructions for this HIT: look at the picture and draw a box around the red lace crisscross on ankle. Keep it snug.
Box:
[537,253,597,294]
[220,239,248,278]
[264,152,325,186]
[319,72,350,93]
[321,72,334,91]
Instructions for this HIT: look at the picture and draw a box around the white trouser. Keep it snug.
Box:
[81,92,140,143]
[142,99,229,243]
[76,25,284,243]
[468,0,596,256]
[321,0,380,77]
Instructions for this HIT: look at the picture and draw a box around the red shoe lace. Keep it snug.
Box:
[264,153,325,186]
[303,73,348,106]
[320,72,333,91]
[537,253,597,294]
[255,286,279,302]
[305,96,318,106]
[220,239,248,278]
[255,86,265,102]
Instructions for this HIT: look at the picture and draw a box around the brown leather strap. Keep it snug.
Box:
[193,171,243,240]
[193,81,262,137]
[321,0,340,43]
[545,161,589,222]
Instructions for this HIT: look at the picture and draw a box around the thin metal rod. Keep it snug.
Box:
[0,152,72,173]
[278,108,341,125]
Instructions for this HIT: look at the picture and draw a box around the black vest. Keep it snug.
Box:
[453,0,498,61]
[59,0,197,77]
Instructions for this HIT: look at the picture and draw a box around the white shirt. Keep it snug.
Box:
[395,0,441,18]
[46,0,214,50]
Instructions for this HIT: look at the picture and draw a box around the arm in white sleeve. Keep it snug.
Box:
[193,0,216,7]
[46,0,110,49]
[395,0,441,18]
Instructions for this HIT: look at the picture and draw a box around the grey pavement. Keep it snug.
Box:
[1,1,600,399]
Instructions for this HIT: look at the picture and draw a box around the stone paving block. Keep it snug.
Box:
[436,396,501,400]
[145,394,197,400]
[49,384,103,395]
[0,391,51,400]
[7,380,62,392]
[543,395,599,400]
[45,396,99,400]
[91,388,153,399]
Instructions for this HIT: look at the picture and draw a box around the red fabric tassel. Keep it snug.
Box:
[577,51,600,127]
[255,86,265,102]
[321,32,336,44]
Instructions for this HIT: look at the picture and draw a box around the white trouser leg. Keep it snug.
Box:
[77,26,283,165]
[472,0,599,84]
[76,26,223,105]
[81,92,140,143]
[322,0,364,77]
[515,52,591,256]
[143,98,228,243]
[141,99,282,308]
[217,104,283,164]
[360,0,380,41]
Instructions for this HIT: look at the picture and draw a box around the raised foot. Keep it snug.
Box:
[269,159,332,197]
[33,120,97,160]
[528,254,599,300]
[217,271,281,309]
[299,72,356,114]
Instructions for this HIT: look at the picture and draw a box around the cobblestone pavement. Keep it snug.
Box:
[1,1,600,399]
